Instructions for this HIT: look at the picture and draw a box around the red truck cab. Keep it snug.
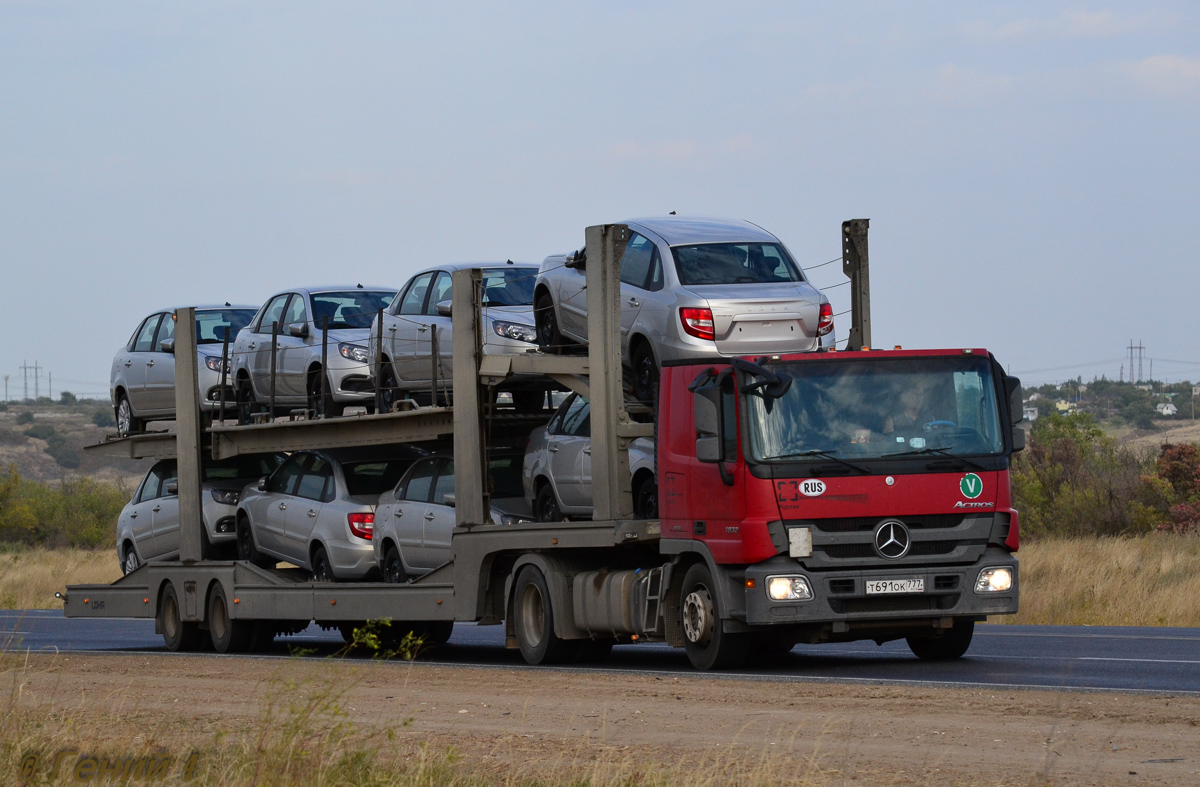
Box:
[655,348,1022,666]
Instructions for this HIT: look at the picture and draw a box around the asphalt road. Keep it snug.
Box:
[4,609,1198,695]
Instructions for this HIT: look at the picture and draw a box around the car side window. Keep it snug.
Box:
[257,295,291,333]
[268,454,309,495]
[283,293,308,327]
[133,315,163,353]
[402,459,437,502]
[136,462,165,503]
[296,455,332,501]
[559,397,590,438]
[619,233,658,291]
[154,312,175,351]
[432,459,455,506]
[159,463,179,498]
[399,274,434,315]
[426,273,453,315]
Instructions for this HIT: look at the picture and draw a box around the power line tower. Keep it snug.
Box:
[19,359,42,402]
[1126,341,1145,383]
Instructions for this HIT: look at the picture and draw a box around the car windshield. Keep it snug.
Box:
[344,459,413,496]
[311,291,398,329]
[745,356,1005,463]
[202,453,287,481]
[196,309,256,344]
[672,243,803,286]
[481,268,537,307]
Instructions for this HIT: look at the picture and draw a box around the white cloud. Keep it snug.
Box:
[963,8,1147,41]
[1123,55,1200,96]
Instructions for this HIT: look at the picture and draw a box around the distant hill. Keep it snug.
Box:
[0,400,151,486]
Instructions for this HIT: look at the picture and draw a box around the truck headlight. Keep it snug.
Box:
[338,343,370,364]
[210,488,240,506]
[974,566,1013,593]
[766,575,813,601]
[492,321,538,344]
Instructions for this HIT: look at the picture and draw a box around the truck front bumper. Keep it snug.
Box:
[742,549,1018,627]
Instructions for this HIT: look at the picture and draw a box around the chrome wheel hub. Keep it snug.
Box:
[682,588,715,646]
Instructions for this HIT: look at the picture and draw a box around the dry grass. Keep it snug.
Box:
[0,548,119,609]
[1005,533,1200,626]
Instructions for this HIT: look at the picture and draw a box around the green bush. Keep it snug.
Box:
[92,408,116,428]
[0,465,125,548]
[22,424,82,468]
[15,411,34,425]
[59,391,77,405]
[24,424,56,440]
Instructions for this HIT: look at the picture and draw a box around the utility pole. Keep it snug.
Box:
[2,374,7,402]
[48,371,52,402]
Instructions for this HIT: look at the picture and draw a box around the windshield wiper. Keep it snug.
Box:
[765,449,870,474]
[882,446,986,470]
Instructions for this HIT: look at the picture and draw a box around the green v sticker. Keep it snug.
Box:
[960,473,983,499]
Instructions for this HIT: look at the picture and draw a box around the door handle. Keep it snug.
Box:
[146,360,155,367]
[628,298,640,307]
[418,325,429,333]
[124,360,132,367]
[278,502,287,511]
[388,325,397,331]
[548,444,559,453]
[129,511,138,518]
[583,447,591,455]
[152,505,161,512]
[249,342,257,350]
[395,508,403,517]
[424,512,436,521]
[307,509,317,518]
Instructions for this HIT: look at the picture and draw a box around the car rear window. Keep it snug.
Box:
[672,243,803,286]
[311,291,398,329]
[344,459,413,497]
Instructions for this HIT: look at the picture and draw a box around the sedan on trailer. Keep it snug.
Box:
[523,392,657,521]
[116,453,287,574]
[110,305,257,436]
[369,262,549,411]
[533,217,835,401]
[229,285,398,421]
[236,447,424,580]
[374,452,532,583]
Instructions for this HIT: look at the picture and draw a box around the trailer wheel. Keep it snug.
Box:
[513,565,578,664]
[207,584,252,653]
[160,583,203,652]
[679,563,747,670]
[907,620,975,661]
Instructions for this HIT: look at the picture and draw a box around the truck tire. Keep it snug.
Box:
[680,563,748,670]
[236,517,273,569]
[512,565,578,665]
[160,582,204,653]
[207,583,252,653]
[907,620,975,661]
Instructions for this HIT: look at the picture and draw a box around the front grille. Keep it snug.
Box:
[909,540,960,556]
[807,514,967,533]
[817,539,964,560]
[828,579,856,594]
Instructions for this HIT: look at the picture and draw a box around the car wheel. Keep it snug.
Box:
[383,546,408,584]
[116,394,141,438]
[907,620,975,661]
[236,516,272,569]
[160,582,204,652]
[635,478,659,519]
[535,484,564,522]
[378,363,400,414]
[512,565,579,664]
[535,292,566,354]
[208,583,252,654]
[236,378,257,425]
[631,343,659,404]
[311,545,335,582]
[122,543,141,575]
[680,562,748,670]
[307,371,344,418]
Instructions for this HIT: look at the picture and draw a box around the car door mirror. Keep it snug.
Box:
[257,476,268,492]
[159,338,175,354]
[287,322,309,338]
[693,384,723,463]
[565,248,586,270]
[164,480,178,496]
[436,300,452,317]
[442,493,455,507]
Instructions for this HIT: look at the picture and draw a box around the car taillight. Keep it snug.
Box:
[680,307,715,341]
[347,512,374,540]
[817,303,834,336]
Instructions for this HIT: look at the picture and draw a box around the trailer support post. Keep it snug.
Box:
[174,307,205,563]
[842,218,871,351]
[586,223,635,521]
[451,268,489,526]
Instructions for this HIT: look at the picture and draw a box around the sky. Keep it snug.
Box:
[1,1,1198,399]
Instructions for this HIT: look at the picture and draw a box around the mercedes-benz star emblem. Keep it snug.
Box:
[874,520,911,559]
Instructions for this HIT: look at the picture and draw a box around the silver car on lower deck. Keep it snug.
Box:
[534,217,835,401]
[229,286,398,420]
[236,447,424,580]
[110,306,257,436]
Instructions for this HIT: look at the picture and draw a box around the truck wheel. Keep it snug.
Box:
[512,565,578,664]
[236,517,272,569]
[383,546,408,583]
[208,584,251,653]
[907,620,975,661]
[160,582,203,652]
[535,485,564,522]
[680,563,747,670]
[535,292,565,353]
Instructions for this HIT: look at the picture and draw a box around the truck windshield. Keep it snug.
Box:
[745,356,1005,463]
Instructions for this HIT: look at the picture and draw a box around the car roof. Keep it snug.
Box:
[147,304,258,314]
[308,446,427,464]
[276,286,398,298]
[408,261,538,276]
[624,216,779,245]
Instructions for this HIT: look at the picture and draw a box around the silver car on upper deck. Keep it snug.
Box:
[533,217,835,401]
[368,262,548,411]
[229,286,397,420]
[110,306,257,436]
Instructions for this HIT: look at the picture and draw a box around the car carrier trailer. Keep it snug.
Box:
[63,219,1024,669]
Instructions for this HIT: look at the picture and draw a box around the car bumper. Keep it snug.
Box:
[328,539,379,579]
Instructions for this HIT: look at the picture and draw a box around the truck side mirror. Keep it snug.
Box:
[159,338,175,354]
[436,300,452,317]
[694,384,723,463]
[287,322,309,338]
[1011,426,1026,452]
[1005,376,1023,424]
